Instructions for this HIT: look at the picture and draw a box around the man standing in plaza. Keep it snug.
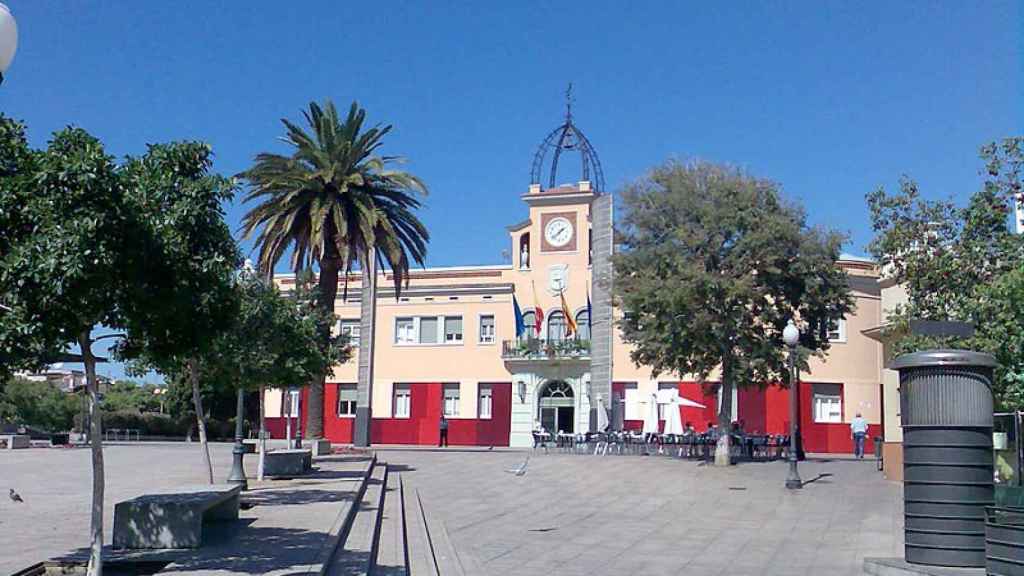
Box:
[439,414,449,448]
[851,412,869,459]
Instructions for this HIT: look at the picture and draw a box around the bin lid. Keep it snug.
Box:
[890,349,997,370]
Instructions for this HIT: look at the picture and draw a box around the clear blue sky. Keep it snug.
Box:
[2,2,1021,379]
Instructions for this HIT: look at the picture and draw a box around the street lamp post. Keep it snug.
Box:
[226,387,248,490]
[783,319,802,490]
[0,3,18,85]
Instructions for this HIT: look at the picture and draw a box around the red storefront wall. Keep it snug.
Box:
[612,381,718,433]
[737,382,874,455]
[266,382,512,447]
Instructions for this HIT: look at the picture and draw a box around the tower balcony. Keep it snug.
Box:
[501,338,591,361]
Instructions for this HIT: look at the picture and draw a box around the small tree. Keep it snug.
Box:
[867,137,1024,407]
[613,160,854,465]
[116,141,241,484]
[198,269,348,478]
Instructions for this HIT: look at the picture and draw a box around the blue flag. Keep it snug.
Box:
[513,294,525,337]
[587,291,592,331]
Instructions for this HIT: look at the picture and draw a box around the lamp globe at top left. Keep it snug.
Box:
[0,2,17,82]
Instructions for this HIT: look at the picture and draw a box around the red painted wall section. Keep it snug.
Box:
[742,381,874,455]
[264,386,309,439]
[365,382,513,446]
[677,382,719,431]
[323,383,355,443]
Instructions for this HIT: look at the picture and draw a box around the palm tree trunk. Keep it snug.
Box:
[308,259,340,440]
[188,357,214,483]
[80,330,104,576]
[354,250,377,447]
[714,354,734,467]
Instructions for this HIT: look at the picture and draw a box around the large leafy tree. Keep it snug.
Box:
[241,100,428,445]
[0,116,240,576]
[613,160,854,466]
[867,137,1024,408]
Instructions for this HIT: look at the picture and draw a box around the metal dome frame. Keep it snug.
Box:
[529,85,605,193]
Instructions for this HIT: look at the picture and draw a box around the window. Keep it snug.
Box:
[393,384,411,418]
[827,317,847,343]
[419,316,439,344]
[337,384,357,417]
[522,312,537,339]
[478,385,493,419]
[444,316,463,343]
[657,382,676,420]
[575,310,591,341]
[443,383,460,417]
[812,384,843,423]
[548,311,567,341]
[284,389,300,417]
[622,382,639,420]
[338,320,360,347]
[396,317,415,344]
[479,315,495,344]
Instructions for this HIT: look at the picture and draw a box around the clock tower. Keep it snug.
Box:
[503,87,615,444]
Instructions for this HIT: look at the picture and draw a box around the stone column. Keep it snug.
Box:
[589,193,614,431]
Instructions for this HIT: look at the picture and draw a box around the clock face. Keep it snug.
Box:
[544,217,574,248]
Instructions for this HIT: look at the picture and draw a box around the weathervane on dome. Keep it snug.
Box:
[529,83,605,193]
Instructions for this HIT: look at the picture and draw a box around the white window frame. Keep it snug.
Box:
[657,382,676,420]
[336,384,357,418]
[393,384,411,419]
[813,393,843,423]
[827,317,847,343]
[444,316,464,343]
[479,315,496,344]
[338,319,361,348]
[478,384,493,419]
[285,389,300,418]
[419,316,440,344]
[443,383,460,417]
[395,317,416,345]
[394,315,465,346]
[622,382,640,421]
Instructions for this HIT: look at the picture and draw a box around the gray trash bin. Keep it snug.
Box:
[893,349,997,568]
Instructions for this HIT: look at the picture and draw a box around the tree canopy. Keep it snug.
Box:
[868,137,1024,408]
[612,160,855,463]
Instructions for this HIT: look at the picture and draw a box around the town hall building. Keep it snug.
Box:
[264,108,885,455]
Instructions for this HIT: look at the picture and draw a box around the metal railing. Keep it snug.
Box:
[501,338,591,360]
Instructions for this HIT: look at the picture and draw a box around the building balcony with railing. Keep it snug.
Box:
[501,338,591,361]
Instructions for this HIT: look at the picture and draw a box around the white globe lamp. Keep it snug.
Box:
[0,3,17,85]
[782,319,800,347]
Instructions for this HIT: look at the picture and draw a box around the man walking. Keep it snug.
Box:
[439,414,449,448]
[851,412,869,459]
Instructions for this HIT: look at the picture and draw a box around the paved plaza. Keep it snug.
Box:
[0,443,904,575]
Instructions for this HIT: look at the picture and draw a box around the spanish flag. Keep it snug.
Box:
[561,290,577,338]
[530,280,544,335]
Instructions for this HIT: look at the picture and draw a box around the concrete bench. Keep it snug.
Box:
[0,434,30,449]
[112,484,241,549]
[263,448,313,478]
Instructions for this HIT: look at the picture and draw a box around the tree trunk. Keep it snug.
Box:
[188,358,214,484]
[80,331,104,576]
[308,258,340,440]
[714,355,734,466]
[353,250,377,447]
[257,385,266,482]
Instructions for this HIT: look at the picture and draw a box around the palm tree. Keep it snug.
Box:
[240,100,428,445]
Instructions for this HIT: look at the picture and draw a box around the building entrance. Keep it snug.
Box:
[538,380,574,434]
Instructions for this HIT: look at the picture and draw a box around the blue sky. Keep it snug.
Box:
[2,1,1020,379]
